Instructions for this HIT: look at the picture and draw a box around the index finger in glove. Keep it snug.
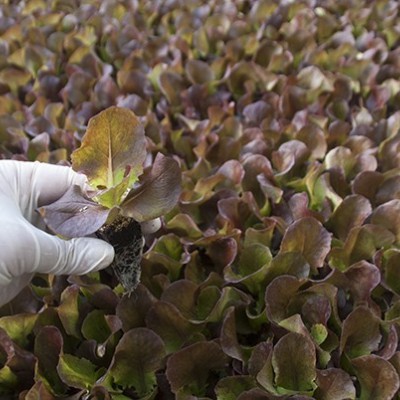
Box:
[1,160,87,205]
[0,160,88,224]
[32,162,88,207]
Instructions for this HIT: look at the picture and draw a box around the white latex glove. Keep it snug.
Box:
[0,160,115,306]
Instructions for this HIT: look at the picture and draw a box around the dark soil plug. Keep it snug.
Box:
[96,215,143,294]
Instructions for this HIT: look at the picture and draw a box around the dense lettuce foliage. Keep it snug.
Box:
[1,0,400,398]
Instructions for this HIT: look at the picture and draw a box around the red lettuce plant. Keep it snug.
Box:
[40,106,181,292]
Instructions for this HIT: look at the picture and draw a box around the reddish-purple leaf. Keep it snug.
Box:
[106,328,165,395]
[279,217,331,272]
[371,199,400,244]
[265,275,304,324]
[146,301,201,354]
[121,153,182,222]
[327,195,372,241]
[166,341,228,394]
[352,355,400,400]
[315,368,356,400]
[39,185,111,237]
[340,306,381,358]
[220,306,245,362]
[272,332,317,392]
[34,326,67,396]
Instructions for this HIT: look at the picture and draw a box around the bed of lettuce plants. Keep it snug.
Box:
[1,0,400,399]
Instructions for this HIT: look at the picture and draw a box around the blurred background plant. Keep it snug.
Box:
[1,0,400,398]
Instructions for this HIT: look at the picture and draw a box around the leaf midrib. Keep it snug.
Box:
[107,119,113,188]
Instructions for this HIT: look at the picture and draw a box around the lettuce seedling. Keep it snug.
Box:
[40,106,181,293]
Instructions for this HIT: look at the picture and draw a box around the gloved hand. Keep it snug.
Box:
[0,160,115,306]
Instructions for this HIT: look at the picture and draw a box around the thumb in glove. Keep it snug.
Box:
[0,161,115,306]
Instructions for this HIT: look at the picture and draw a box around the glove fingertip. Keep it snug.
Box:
[71,237,115,273]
